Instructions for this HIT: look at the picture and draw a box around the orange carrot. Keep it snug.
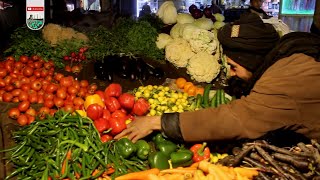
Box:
[61,159,67,175]
[159,167,197,175]
[66,150,72,160]
[92,169,100,176]
[115,168,160,180]
[106,167,115,175]
[75,172,81,179]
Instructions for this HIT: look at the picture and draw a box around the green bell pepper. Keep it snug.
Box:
[170,149,193,168]
[148,151,170,170]
[115,138,137,159]
[152,133,167,145]
[156,140,177,157]
[135,140,151,160]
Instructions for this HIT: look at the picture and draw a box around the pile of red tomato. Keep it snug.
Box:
[0,55,151,142]
[0,55,98,126]
[84,83,150,142]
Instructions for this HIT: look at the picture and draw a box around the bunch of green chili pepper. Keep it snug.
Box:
[1,111,148,180]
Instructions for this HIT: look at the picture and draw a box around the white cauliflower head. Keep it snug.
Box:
[183,28,217,54]
[156,33,173,49]
[189,39,218,54]
[165,38,195,68]
[187,52,221,83]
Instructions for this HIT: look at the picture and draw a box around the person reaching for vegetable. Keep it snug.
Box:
[115,12,320,143]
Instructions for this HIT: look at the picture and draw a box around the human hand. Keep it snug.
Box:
[114,116,161,143]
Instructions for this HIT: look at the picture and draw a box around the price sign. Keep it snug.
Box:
[26,0,45,30]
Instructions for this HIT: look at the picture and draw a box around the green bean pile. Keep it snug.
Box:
[1,111,148,180]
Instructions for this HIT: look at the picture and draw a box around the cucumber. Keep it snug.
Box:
[210,92,218,108]
[216,89,222,107]
[221,89,226,104]
[196,94,203,109]
[225,97,231,104]
[202,84,212,108]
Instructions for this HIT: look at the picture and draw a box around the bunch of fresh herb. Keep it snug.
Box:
[112,18,165,61]
[86,26,115,60]
[4,26,54,60]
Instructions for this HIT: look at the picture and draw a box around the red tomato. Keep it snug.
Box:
[30,80,42,91]
[31,55,40,61]
[111,109,127,118]
[105,97,121,112]
[26,108,36,116]
[56,88,67,99]
[54,97,64,108]
[11,89,22,97]
[132,98,150,116]
[43,62,52,70]
[43,93,54,100]
[102,109,111,120]
[26,114,36,125]
[22,67,34,77]
[100,134,113,143]
[38,107,50,117]
[40,69,49,78]
[44,99,54,108]
[34,61,43,69]
[17,114,28,126]
[0,68,8,78]
[73,97,84,106]
[14,61,24,70]
[28,92,38,104]
[0,79,6,87]
[109,117,126,136]
[21,83,31,92]
[63,104,74,113]
[19,55,29,63]
[80,80,89,88]
[94,118,110,133]
[2,92,13,102]
[18,92,29,101]
[45,83,58,93]
[67,86,78,95]
[20,77,30,84]
[118,93,135,110]
[37,95,44,103]
[86,103,103,121]
[104,83,122,98]
[64,65,72,72]
[12,79,22,89]
[54,73,64,81]
[60,76,73,87]
[71,65,81,74]
[18,101,30,112]
[5,85,14,92]
[8,108,20,119]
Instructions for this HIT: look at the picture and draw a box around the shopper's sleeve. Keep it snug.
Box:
[161,113,184,142]
[177,89,299,142]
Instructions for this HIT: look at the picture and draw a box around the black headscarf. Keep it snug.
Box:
[218,12,280,72]
[244,32,320,95]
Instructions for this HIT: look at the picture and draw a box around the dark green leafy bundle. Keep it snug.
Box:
[4,26,54,60]
[112,18,165,61]
[138,13,165,33]
[86,26,115,60]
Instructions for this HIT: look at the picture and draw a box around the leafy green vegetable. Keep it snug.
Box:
[4,26,86,68]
